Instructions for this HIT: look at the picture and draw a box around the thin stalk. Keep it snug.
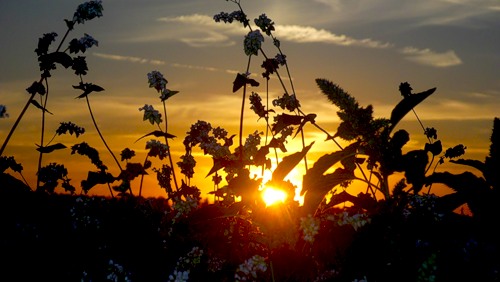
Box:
[36,78,49,190]
[238,55,253,159]
[162,101,179,191]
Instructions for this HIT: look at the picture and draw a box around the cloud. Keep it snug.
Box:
[275,25,392,48]
[93,52,240,74]
[400,47,462,67]
[93,52,166,65]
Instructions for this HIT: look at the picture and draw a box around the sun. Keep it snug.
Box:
[262,187,287,206]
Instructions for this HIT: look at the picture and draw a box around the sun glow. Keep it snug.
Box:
[262,187,287,206]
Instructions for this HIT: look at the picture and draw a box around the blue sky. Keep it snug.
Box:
[1,0,499,198]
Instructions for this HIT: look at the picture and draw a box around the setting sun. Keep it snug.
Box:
[262,187,287,206]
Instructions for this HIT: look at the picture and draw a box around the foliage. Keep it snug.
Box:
[1,0,500,281]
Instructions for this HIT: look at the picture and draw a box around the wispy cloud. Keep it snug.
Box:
[93,52,166,65]
[93,52,239,74]
[400,47,462,67]
[275,25,392,48]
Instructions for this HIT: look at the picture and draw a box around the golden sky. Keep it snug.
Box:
[1,0,499,200]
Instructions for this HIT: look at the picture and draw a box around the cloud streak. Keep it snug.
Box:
[92,52,239,74]
[159,14,462,68]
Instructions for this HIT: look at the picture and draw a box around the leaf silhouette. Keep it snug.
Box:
[272,113,304,134]
[232,73,260,93]
[302,145,357,197]
[36,143,67,153]
[135,130,176,143]
[272,142,314,182]
[73,82,105,98]
[450,159,486,174]
[389,87,436,132]
[30,100,53,115]
[44,52,73,68]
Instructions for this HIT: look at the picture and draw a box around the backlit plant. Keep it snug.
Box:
[1,0,499,281]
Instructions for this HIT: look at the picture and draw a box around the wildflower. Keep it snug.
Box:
[244,30,264,56]
[273,93,300,112]
[172,195,199,220]
[146,139,169,160]
[147,70,168,92]
[168,270,189,282]
[72,56,88,75]
[249,92,267,119]
[235,255,268,281]
[275,53,287,66]
[327,211,371,231]
[69,33,99,54]
[153,164,172,193]
[300,214,320,243]
[254,14,275,36]
[177,154,196,178]
[139,104,162,125]
[73,0,104,24]
[0,105,9,118]
[120,148,135,161]
[106,259,132,282]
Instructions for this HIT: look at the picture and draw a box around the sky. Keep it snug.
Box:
[1,0,499,200]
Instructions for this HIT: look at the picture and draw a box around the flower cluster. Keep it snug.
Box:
[146,139,169,160]
[327,211,371,231]
[69,33,98,54]
[105,259,132,282]
[0,105,8,118]
[177,154,196,179]
[147,70,178,101]
[403,194,443,222]
[139,104,162,125]
[273,93,301,112]
[69,196,102,231]
[73,0,103,24]
[300,214,320,243]
[244,30,264,56]
[213,10,248,26]
[254,14,275,36]
[234,255,268,282]
[249,92,267,119]
[171,196,199,221]
[168,247,204,282]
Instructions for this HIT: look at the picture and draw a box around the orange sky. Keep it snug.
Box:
[1,0,499,201]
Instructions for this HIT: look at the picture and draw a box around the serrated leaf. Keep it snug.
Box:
[389,87,436,133]
[30,100,53,115]
[36,143,67,153]
[135,130,176,143]
[272,142,314,182]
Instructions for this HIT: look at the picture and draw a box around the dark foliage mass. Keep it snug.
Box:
[1,1,500,281]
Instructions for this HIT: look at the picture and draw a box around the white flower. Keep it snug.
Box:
[300,214,320,243]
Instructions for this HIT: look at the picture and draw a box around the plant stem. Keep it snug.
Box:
[36,78,49,191]
[238,56,253,160]
[162,101,179,192]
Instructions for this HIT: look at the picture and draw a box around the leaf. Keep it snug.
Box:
[36,143,67,153]
[46,52,73,68]
[271,113,303,134]
[30,100,53,115]
[73,82,105,98]
[450,159,486,174]
[82,171,115,193]
[135,130,176,143]
[303,168,357,214]
[302,146,357,197]
[272,142,314,182]
[389,87,436,133]
[293,113,316,139]
[424,140,442,156]
[232,73,260,93]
